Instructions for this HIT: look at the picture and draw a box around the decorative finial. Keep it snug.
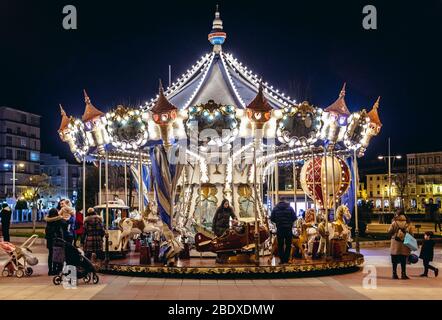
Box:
[59,104,66,116]
[83,89,91,104]
[339,82,346,98]
[208,5,226,53]
[373,96,380,110]
[159,79,164,94]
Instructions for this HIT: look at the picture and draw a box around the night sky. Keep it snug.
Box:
[1,0,441,168]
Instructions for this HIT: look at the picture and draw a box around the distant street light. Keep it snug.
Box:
[378,137,401,223]
[4,162,25,199]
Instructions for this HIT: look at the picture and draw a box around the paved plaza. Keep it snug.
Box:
[0,243,441,300]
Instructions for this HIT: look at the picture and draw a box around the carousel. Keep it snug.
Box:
[57,8,381,277]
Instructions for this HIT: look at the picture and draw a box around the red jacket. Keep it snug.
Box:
[75,212,84,235]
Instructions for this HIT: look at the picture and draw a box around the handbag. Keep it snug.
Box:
[404,233,418,251]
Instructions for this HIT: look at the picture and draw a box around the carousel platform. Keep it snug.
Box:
[100,251,364,279]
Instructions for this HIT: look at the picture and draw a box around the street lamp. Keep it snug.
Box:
[3,162,25,199]
[378,138,401,223]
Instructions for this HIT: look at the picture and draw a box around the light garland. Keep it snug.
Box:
[104,106,149,150]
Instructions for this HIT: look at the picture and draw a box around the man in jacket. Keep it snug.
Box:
[0,203,12,241]
[271,200,296,264]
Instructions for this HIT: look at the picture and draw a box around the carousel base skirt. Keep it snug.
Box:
[99,251,364,279]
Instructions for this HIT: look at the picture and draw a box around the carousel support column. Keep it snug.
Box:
[253,135,260,266]
[331,147,337,216]
[324,147,330,258]
[311,150,317,215]
[98,160,102,205]
[292,153,298,216]
[82,156,86,219]
[104,151,110,265]
[138,151,143,214]
[275,158,279,204]
[124,161,128,206]
[353,149,360,253]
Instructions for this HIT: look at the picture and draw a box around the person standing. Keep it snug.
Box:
[212,199,237,237]
[83,208,105,261]
[59,199,75,245]
[427,199,441,232]
[419,231,439,277]
[388,210,413,279]
[74,209,84,247]
[44,208,67,276]
[271,200,296,264]
[0,203,12,242]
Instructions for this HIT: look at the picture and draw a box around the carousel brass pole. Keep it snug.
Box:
[98,159,102,205]
[323,146,330,258]
[138,151,143,213]
[292,152,297,216]
[353,149,360,253]
[311,149,317,215]
[124,161,128,205]
[253,136,260,266]
[331,146,337,216]
[275,157,279,204]
[104,151,110,264]
[82,156,86,219]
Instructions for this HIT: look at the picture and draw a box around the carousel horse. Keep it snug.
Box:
[290,208,317,261]
[159,224,183,267]
[290,218,308,261]
[317,210,335,256]
[332,205,352,242]
[304,209,318,256]
[118,208,163,250]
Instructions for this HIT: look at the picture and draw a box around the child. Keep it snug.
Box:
[419,231,439,277]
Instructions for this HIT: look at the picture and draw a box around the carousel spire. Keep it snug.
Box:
[208,4,227,53]
[82,89,104,122]
[368,96,382,127]
[58,104,70,132]
[325,82,350,116]
[151,79,177,114]
[247,82,272,112]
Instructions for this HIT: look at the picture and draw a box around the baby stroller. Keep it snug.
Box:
[0,234,39,278]
[52,238,99,285]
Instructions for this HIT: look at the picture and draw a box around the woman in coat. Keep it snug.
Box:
[212,199,237,237]
[44,208,67,275]
[83,208,105,261]
[388,211,413,279]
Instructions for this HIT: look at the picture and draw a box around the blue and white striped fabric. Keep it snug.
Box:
[130,164,150,207]
[150,145,183,228]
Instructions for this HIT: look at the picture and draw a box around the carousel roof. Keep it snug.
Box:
[143,7,295,111]
[325,83,351,116]
[58,104,70,132]
[151,81,178,114]
[82,90,104,122]
[368,96,382,127]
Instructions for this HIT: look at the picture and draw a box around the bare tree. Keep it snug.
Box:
[23,174,54,233]
[393,173,408,211]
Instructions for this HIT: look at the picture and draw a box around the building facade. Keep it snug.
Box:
[407,151,442,211]
[40,153,81,208]
[0,107,41,200]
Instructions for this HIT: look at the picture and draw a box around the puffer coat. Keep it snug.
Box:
[212,207,236,237]
[388,215,413,256]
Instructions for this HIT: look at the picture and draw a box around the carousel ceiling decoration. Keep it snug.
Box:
[104,105,149,150]
[186,100,239,148]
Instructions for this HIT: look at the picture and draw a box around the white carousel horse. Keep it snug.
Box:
[118,212,163,250]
